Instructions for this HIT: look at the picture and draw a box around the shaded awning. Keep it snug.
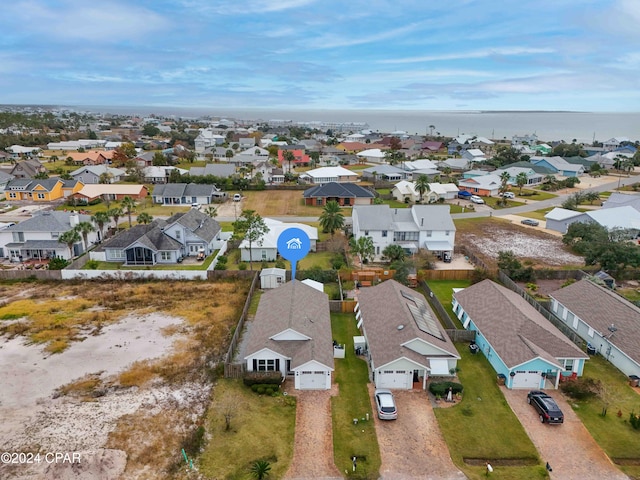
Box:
[5,240,64,249]
[424,240,453,251]
[397,242,418,252]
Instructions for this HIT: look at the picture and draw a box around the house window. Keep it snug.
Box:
[316,198,323,206]
[51,232,59,239]
[426,230,432,237]
[12,232,25,243]
[364,230,369,236]
[551,299,557,312]
[37,193,45,199]
[109,249,125,260]
[262,250,267,260]
[175,230,181,240]
[382,230,387,237]
[257,359,277,372]
[445,230,450,236]
[8,193,16,199]
[563,359,574,372]
[587,327,594,338]
[160,252,171,260]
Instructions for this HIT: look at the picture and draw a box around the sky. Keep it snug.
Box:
[1,0,639,112]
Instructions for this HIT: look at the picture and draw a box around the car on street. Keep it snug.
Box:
[527,390,564,424]
[374,389,398,420]
[470,195,485,204]
[233,193,242,202]
[521,218,540,227]
[500,192,515,199]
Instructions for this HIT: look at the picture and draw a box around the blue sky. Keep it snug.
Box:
[1,0,639,111]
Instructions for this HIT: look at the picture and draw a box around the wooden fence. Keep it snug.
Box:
[445,329,476,343]
[421,269,474,281]
[329,300,357,313]
[223,271,260,379]
[419,281,457,329]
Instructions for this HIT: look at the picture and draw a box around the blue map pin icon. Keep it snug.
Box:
[277,227,311,282]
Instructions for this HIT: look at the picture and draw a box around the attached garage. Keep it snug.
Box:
[376,370,412,389]
[293,360,333,390]
[510,370,542,389]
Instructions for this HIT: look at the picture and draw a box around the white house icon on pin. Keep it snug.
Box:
[286,238,303,249]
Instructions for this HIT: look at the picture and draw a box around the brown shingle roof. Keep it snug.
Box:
[357,280,459,370]
[244,282,334,370]
[454,280,587,369]
[550,279,640,365]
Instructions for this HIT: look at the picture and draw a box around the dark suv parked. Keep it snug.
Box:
[527,390,564,424]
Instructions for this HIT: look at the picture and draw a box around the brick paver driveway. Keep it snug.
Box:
[284,385,342,480]
[370,386,467,480]
[502,388,629,480]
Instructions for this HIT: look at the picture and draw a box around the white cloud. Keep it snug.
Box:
[379,47,555,64]
[306,22,426,49]
[179,0,317,15]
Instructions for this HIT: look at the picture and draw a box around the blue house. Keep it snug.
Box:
[452,280,588,389]
[530,156,585,177]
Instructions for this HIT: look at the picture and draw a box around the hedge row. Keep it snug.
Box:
[428,381,464,397]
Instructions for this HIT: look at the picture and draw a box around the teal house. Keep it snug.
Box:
[452,280,588,389]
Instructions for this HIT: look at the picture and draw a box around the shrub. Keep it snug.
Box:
[216,255,228,265]
[428,381,463,397]
[48,257,69,270]
[238,262,248,270]
[559,377,600,400]
[243,371,282,386]
[630,411,640,430]
[275,258,285,269]
[85,260,99,270]
[182,425,206,457]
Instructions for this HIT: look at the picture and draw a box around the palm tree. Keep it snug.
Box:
[59,229,81,259]
[429,124,436,136]
[319,200,345,236]
[137,212,153,224]
[108,207,123,231]
[74,221,95,252]
[515,172,528,195]
[121,196,136,228]
[283,150,295,174]
[91,211,110,242]
[415,174,431,202]
[441,166,452,182]
[349,236,375,269]
[498,171,511,205]
[204,206,218,218]
[249,460,271,480]
[99,171,113,184]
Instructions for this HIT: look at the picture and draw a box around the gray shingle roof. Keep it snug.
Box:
[5,211,92,233]
[303,182,374,199]
[244,282,334,370]
[189,164,236,178]
[152,183,221,198]
[353,205,395,231]
[165,208,221,243]
[550,279,640,365]
[357,280,459,369]
[454,280,587,369]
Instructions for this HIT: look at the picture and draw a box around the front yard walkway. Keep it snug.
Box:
[502,388,629,480]
[284,383,343,480]
[370,386,467,480]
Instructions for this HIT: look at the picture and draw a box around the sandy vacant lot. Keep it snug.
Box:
[0,280,250,480]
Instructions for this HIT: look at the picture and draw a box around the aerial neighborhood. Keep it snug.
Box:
[1,106,640,479]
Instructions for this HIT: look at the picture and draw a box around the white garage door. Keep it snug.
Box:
[511,370,541,389]
[298,370,327,390]
[377,370,411,389]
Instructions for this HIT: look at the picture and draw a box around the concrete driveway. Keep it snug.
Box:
[369,387,467,480]
[502,388,629,480]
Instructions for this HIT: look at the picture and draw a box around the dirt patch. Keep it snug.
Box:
[457,220,583,267]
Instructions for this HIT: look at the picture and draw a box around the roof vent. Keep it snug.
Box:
[397,324,404,330]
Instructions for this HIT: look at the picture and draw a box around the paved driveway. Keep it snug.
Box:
[502,388,629,480]
[370,386,467,480]
[284,385,342,480]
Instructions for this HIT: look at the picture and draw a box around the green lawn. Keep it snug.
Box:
[616,288,640,303]
[199,379,296,479]
[224,249,335,271]
[425,279,471,327]
[85,253,216,270]
[331,313,381,478]
[484,197,525,209]
[567,355,640,479]
[519,189,558,201]
[435,346,546,479]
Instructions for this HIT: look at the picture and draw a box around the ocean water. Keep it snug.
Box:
[76,105,640,144]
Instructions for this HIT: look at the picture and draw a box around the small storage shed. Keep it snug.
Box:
[260,268,286,289]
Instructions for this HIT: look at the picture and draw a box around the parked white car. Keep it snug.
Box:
[500,192,515,199]
[470,195,485,204]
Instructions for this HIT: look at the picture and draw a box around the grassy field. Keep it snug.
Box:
[223,248,335,271]
[331,313,381,478]
[616,287,640,303]
[425,279,472,327]
[241,190,326,216]
[519,188,558,201]
[199,379,296,479]
[483,197,525,209]
[435,346,546,480]
[567,355,640,479]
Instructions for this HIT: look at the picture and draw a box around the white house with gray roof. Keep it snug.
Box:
[70,165,125,184]
[0,211,97,261]
[544,206,640,235]
[352,204,455,259]
[152,183,227,205]
[242,281,334,390]
[550,279,640,378]
[356,280,460,390]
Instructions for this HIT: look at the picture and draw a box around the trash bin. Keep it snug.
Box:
[497,374,506,386]
[586,343,597,355]
[469,343,479,355]
[629,375,640,387]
